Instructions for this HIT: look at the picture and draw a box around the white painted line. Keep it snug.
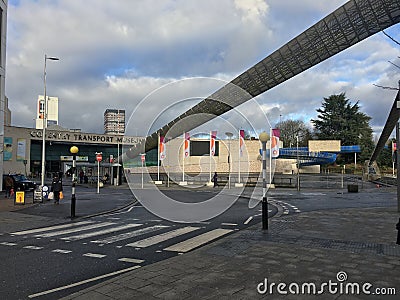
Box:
[127,207,134,212]
[295,209,301,213]
[10,221,94,235]
[52,249,72,254]
[126,226,200,248]
[107,217,121,220]
[244,216,253,225]
[23,246,43,250]
[221,223,238,226]
[91,225,168,244]
[0,242,17,246]
[163,228,233,253]
[36,222,116,238]
[83,253,107,259]
[62,224,143,241]
[27,265,141,298]
[118,258,144,264]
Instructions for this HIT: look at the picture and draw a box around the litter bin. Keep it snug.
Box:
[347,184,358,193]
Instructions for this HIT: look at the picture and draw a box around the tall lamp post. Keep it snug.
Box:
[70,146,79,218]
[259,131,269,230]
[41,54,59,198]
[225,132,233,189]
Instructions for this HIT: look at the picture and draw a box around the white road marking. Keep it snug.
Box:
[126,226,200,248]
[0,242,17,246]
[10,221,94,235]
[127,207,134,212]
[36,222,116,238]
[28,265,141,298]
[163,228,233,253]
[244,216,253,225]
[221,223,238,226]
[52,249,72,254]
[107,217,121,220]
[61,224,142,241]
[83,253,107,259]
[118,258,144,264]
[91,225,168,244]
[23,246,43,250]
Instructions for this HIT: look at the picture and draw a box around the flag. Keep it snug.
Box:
[272,128,280,138]
[210,131,217,156]
[271,135,280,158]
[159,136,166,160]
[184,132,190,157]
[239,129,245,157]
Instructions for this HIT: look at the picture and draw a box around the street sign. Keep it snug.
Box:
[15,191,25,205]
[141,154,146,162]
[96,153,102,162]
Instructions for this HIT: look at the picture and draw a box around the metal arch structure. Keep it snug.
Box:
[124,0,400,160]
[369,89,400,164]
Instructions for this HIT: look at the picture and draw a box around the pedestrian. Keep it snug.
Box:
[51,174,63,204]
[4,175,14,198]
[79,170,84,184]
[212,172,218,188]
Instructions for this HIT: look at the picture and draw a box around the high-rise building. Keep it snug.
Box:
[35,95,59,129]
[0,0,8,191]
[3,96,10,126]
[104,109,125,135]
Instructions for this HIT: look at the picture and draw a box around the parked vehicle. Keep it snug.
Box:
[2,174,37,192]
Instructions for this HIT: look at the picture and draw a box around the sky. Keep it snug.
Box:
[5,0,400,140]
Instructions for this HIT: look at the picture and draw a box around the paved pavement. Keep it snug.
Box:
[1,183,400,299]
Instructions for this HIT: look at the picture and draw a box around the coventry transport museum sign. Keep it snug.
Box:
[29,130,141,145]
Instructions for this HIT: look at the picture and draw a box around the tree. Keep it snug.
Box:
[275,119,312,148]
[311,93,374,163]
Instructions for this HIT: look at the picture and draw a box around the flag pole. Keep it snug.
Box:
[269,128,272,186]
[238,130,241,184]
[209,131,212,183]
[157,133,160,181]
[182,133,185,182]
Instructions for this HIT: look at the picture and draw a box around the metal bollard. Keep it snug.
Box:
[396,218,400,245]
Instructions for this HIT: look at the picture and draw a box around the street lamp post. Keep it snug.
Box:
[70,146,79,218]
[259,131,269,230]
[41,54,59,199]
[225,132,233,189]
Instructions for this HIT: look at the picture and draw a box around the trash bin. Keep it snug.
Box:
[347,184,358,193]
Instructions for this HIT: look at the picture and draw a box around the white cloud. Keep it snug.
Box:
[5,0,400,139]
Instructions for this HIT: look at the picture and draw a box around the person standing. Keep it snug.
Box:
[51,174,63,204]
[79,170,84,184]
[212,172,218,188]
[4,176,14,198]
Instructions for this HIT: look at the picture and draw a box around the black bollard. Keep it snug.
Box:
[396,218,400,245]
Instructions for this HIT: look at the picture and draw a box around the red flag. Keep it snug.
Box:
[184,132,190,157]
[210,131,217,156]
[239,129,245,157]
[159,136,166,160]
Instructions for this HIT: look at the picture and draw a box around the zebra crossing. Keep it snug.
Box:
[1,219,235,262]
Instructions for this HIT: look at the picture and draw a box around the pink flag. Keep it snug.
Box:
[271,136,279,158]
[239,129,245,157]
[210,131,217,156]
[159,136,166,160]
[184,132,190,157]
[272,128,280,138]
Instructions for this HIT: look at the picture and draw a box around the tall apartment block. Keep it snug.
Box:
[35,95,59,129]
[104,109,125,135]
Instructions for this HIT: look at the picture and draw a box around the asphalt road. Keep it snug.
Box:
[0,181,396,299]
[0,186,278,299]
